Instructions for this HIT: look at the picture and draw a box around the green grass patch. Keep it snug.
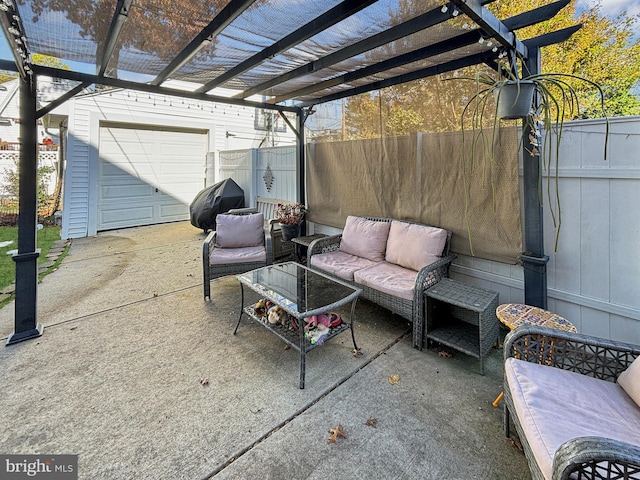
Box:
[0,226,67,297]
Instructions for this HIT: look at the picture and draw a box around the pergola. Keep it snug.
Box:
[0,0,580,345]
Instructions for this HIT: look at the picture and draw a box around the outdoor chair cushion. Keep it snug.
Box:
[309,250,377,281]
[209,246,266,265]
[353,262,418,301]
[385,221,447,271]
[618,356,640,407]
[506,357,640,480]
[339,216,391,262]
[215,213,264,248]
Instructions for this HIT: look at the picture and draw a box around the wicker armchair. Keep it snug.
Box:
[503,325,640,480]
[202,212,273,300]
[306,216,455,348]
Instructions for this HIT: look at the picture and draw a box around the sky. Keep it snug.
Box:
[577,0,640,40]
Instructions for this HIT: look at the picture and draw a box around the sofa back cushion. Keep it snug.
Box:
[339,216,390,262]
[385,220,447,271]
[618,356,640,407]
[216,213,264,248]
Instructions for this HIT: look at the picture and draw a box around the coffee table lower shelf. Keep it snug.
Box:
[242,306,352,353]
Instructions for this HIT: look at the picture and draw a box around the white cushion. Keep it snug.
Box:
[506,358,640,480]
[618,356,640,407]
[310,251,376,281]
[385,221,447,271]
[209,246,266,265]
[215,213,264,248]
[339,216,390,262]
[353,262,418,301]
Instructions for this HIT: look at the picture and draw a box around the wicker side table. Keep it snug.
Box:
[423,278,499,374]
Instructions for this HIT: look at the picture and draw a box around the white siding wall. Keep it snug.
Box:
[60,86,296,238]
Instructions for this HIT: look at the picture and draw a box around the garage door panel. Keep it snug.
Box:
[100,206,154,224]
[98,125,206,231]
[101,184,154,200]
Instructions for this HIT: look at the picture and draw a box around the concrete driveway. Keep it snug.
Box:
[0,221,530,479]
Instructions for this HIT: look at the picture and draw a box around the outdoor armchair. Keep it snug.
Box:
[202,212,273,300]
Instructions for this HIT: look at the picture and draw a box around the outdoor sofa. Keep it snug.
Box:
[503,325,640,480]
[306,215,455,348]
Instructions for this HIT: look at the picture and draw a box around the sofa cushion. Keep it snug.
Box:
[353,262,418,301]
[310,251,376,281]
[215,213,264,248]
[339,216,391,262]
[618,356,640,407]
[210,246,266,265]
[506,357,640,480]
[385,221,447,271]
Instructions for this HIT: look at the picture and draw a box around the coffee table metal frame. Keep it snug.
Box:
[235,262,362,389]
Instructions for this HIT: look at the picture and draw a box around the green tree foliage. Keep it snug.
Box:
[342,0,640,139]
[2,159,55,212]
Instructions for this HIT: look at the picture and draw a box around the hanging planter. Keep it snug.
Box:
[494,80,536,119]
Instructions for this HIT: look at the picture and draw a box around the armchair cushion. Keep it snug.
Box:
[209,246,266,265]
[339,216,390,262]
[385,221,447,271]
[618,356,640,407]
[506,357,640,480]
[215,213,264,248]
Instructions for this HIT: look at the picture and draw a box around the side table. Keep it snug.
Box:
[291,234,326,264]
[491,303,577,406]
[423,278,499,375]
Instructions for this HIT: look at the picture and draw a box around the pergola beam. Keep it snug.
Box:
[299,50,497,107]
[0,61,299,114]
[502,0,571,31]
[151,0,257,86]
[450,0,527,59]
[235,4,458,100]
[523,25,582,50]
[195,0,378,93]
[271,29,483,104]
[97,0,134,76]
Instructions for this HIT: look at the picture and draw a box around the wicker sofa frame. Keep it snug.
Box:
[306,216,455,348]
[503,325,640,480]
[202,212,273,300]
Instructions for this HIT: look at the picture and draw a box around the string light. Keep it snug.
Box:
[441,5,448,13]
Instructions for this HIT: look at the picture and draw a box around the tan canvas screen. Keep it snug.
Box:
[306,128,522,264]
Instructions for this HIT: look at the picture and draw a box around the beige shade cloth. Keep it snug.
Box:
[306,128,522,264]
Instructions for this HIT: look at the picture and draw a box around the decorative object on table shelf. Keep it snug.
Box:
[275,202,306,241]
[447,54,608,253]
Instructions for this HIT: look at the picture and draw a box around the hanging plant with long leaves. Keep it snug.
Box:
[449,58,609,253]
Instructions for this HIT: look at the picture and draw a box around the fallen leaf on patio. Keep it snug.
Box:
[69,326,77,331]
[250,407,262,414]
[388,374,400,385]
[284,344,291,350]
[365,417,377,427]
[352,347,363,357]
[153,292,158,297]
[508,438,523,452]
[438,350,453,358]
[199,377,209,385]
[328,424,346,443]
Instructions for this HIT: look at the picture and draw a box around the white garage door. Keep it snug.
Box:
[98,124,207,231]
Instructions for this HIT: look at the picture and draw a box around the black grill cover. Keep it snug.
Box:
[189,178,245,231]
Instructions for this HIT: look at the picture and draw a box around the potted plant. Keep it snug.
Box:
[451,59,609,251]
[275,202,306,241]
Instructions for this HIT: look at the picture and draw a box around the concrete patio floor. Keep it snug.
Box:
[0,221,531,479]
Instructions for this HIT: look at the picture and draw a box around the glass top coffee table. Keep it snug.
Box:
[235,262,362,388]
